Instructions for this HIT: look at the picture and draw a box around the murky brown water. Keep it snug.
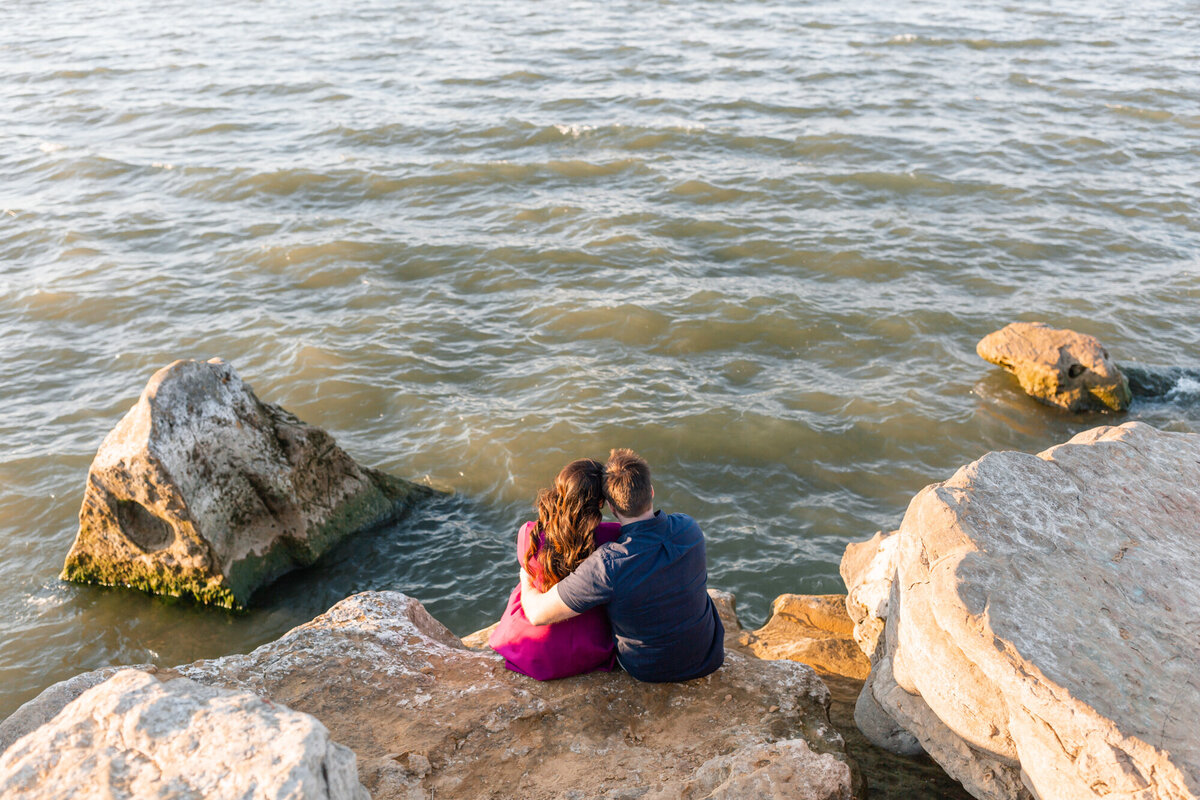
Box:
[1,0,1198,739]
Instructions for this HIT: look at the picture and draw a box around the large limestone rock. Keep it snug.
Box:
[0,669,368,800]
[61,358,434,608]
[4,591,861,800]
[976,322,1131,412]
[841,422,1200,800]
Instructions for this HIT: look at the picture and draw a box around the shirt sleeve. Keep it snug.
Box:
[555,547,615,613]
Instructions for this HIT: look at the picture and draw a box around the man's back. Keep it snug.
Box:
[557,511,724,682]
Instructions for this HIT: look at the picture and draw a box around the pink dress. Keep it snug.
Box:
[488,520,620,680]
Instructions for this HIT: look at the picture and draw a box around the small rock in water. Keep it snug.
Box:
[60,358,436,608]
[976,321,1131,412]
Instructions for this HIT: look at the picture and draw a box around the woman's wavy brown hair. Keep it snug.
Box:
[522,458,606,591]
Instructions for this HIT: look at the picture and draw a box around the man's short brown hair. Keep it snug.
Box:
[603,448,653,518]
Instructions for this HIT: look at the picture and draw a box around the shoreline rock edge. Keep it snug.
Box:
[842,421,1199,800]
[2,590,862,800]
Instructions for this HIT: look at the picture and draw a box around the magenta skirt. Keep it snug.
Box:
[488,521,619,681]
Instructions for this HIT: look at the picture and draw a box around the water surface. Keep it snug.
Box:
[1,0,1198,718]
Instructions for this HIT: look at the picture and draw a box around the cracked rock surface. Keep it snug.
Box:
[842,422,1199,800]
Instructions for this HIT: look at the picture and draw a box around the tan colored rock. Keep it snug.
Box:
[976,321,1131,412]
[841,422,1200,800]
[740,595,870,681]
[458,620,498,650]
[61,358,435,608]
[6,591,861,800]
[0,670,368,800]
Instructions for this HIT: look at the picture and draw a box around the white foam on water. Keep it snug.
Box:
[554,123,595,137]
[37,141,67,153]
[1167,376,1200,399]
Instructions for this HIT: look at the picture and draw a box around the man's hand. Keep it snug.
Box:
[519,569,579,626]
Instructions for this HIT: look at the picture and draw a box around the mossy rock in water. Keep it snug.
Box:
[60,358,439,609]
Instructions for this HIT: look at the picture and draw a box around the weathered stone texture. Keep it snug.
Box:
[5,591,861,800]
[0,670,368,800]
[61,358,433,607]
[842,422,1200,800]
[976,321,1131,412]
[0,664,149,756]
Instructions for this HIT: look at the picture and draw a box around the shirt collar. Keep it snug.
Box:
[620,509,664,535]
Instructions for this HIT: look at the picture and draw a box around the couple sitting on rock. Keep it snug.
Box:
[488,449,725,682]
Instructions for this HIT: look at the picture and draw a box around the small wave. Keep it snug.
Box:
[1124,366,1200,401]
[553,123,594,138]
[821,170,1017,198]
[215,81,335,98]
[46,66,129,80]
[38,141,67,153]
[870,34,1058,49]
[966,37,1058,50]
[1104,103,1192,126]
[500,70,551,82]
[1167,376,1200,401]
[182,160,641,204]
[545,158,643,179]
[513,205,583,223]
[189,122,268,137]
[668,179,757,205]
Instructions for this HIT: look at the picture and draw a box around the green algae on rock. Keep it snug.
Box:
[60,359,437,609]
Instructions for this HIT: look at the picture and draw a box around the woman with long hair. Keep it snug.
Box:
[488,458,619,680]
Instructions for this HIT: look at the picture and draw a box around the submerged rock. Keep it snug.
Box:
[0,670,367,800]
[976,321,1131,412]
[841,422,1200,800]
[61,358,435,608]
[1121,364,1200,401]
[4,591,861,800]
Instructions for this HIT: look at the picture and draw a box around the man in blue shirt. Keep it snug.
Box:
[520,449,724,682]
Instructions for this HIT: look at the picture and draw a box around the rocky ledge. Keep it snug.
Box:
[842,422,1199,800]
[61,359,436,608]
[1,590,865,800]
